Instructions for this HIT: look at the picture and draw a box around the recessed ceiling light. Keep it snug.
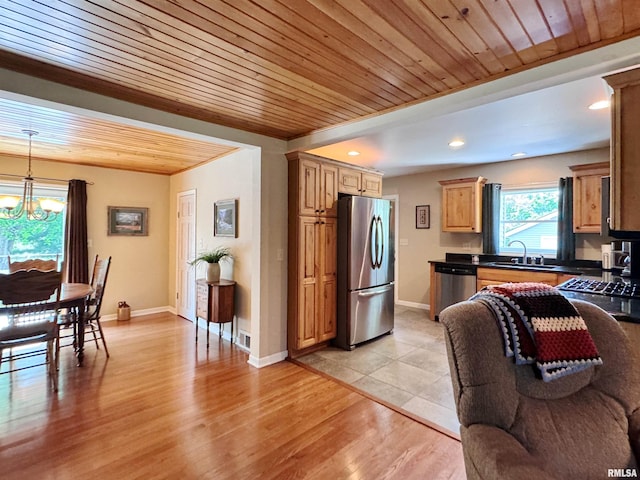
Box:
[588,100,610,110]
[448,139,465,148]
[347,150,360,156]
[511,152,527,158]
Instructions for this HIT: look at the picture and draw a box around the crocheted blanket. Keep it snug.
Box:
[470,282,603,382]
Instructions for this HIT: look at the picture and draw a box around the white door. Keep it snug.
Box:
[177,190,196,320]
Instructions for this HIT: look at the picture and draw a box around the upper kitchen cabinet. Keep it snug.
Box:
[604,68,640,232]
[439,177,486,233]
[287,151,338,217]
[338,166,383,198]
[570,162,610,233]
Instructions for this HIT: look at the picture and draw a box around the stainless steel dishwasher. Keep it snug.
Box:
[433,264,477,320]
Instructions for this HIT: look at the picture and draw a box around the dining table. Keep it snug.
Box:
[0,282,94,366]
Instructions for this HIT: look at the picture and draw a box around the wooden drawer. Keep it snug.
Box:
[196,284,208,319]
[476,267,559,291]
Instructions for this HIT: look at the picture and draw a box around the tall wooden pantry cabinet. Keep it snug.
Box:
[286,151,383,358]
[287,151,339,357]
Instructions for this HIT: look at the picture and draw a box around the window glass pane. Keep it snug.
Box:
[0,183,67,272]
[499,187,559,257]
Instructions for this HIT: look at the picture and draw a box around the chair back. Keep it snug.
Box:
[0,269,62,306]
[89,256,111,318]
[0,270,62,334]
[8,255,59,273]
[0,267,62,394]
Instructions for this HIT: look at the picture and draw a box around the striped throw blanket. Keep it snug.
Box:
[470,282,603,382]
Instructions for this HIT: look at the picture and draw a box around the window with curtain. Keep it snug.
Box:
[498,185,559,258]
[0,182,67,273]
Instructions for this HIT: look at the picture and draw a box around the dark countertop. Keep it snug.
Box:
[430,252,640,323]
[429,252,602,276]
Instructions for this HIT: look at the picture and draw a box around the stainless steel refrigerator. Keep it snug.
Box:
[335,195,395,350]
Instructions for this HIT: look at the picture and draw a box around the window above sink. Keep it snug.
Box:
[499,185,559,258]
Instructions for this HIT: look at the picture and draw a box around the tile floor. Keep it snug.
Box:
[298,305,640,438]
[297,305,460,435]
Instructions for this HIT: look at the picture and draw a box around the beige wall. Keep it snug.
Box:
[383,147,610,309]
[256,147,289,362]
[0,69,291,365]
[169,146,289,365]
[3,146,290,365]
[169,149,256,335]
[1,155,171,316]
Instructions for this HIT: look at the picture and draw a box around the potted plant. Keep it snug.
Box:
[190,246,232,283]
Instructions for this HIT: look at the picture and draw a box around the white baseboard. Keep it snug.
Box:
[248,350,288,368]
[396,300,429,311]
[193,320,253,354]
[101,305,174,322]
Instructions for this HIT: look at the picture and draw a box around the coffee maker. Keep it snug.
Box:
[601,177,640,278]
[621,241,640,278]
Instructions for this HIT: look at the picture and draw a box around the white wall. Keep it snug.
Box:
[1,155,171,315]
[383,148,609,308]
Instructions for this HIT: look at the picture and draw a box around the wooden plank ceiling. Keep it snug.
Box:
[0,0,639,174]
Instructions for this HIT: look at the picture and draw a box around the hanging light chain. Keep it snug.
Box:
[0,129,65,221]
[22,129,37,179]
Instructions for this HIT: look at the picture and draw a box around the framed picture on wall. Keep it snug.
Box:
[214,199,237,237]
[416,205,430,229]
[108,206,149,236]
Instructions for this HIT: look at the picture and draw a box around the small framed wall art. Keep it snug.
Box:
[416,205,430,229]
[214,199,237,237]
[108,206,149,236]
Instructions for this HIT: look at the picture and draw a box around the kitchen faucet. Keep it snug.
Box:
[508,240,527,264]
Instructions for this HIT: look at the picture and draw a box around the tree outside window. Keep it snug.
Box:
[499,187,559,257]
[0,187,66,272]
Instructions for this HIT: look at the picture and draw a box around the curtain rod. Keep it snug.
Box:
[0,172,94,185]
[501,181,557,189]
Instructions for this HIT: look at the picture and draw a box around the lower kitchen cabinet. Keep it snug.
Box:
[476,267,574,291]
[429,263,579,321]
[288,216,337,355]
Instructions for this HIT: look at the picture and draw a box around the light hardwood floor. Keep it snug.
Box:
[0,313,466,479]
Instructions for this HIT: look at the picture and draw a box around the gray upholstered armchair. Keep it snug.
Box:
[439,299,640,480]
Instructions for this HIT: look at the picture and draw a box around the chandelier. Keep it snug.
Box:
[0,130,65,221]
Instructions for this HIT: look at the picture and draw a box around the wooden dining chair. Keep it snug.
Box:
[0,269,62,391]
[8,255,59,273]
[84,255,112,357]
[59,255,112,357]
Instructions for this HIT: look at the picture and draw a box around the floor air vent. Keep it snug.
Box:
[238,331,251,349]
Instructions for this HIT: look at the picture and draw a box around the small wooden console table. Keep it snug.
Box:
[195,279,236,347]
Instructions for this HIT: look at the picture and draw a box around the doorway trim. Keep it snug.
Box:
[383,194,399,304]
[176,189,197,321]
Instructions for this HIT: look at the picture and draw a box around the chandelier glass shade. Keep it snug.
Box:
[0,130,65,221]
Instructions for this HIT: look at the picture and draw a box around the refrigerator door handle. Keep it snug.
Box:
[376,216,384,269]
[357,283,394,297]
[369,216,377,268]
